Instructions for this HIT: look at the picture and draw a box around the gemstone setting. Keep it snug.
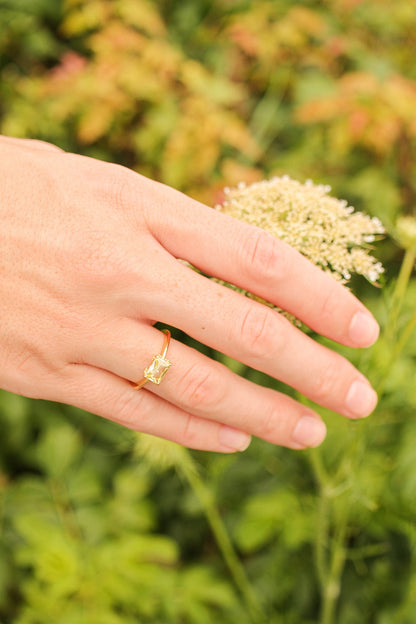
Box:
[144,354,171,384]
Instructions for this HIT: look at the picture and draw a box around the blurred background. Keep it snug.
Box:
[1,1,416,622]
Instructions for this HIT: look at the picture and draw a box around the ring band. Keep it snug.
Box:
[134,329,172,389]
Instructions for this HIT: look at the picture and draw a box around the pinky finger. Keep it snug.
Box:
[62,364,252,453]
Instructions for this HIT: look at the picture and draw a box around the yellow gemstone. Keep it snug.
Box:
[144,355,171,384]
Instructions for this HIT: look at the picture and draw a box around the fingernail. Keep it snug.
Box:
[349,311,380,347]
[219,426,251,451]
[345,380,378,418]
[292,416,327,449]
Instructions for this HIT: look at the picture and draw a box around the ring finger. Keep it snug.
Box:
[79,320,328,449]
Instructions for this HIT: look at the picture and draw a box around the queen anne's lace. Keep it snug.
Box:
[217,176,384,286]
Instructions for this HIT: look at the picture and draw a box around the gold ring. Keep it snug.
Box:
[134,329,172,389]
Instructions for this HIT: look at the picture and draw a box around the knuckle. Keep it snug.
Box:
[113,387,149,429]
[259,405,281,437]
[111,170,136,211]
[239,305,282,360]
[176,365,224,412]
[181,413,200,446]
[106,166,145,219]
[72,179,149,291]
[240,228,287,284]
[34,139,63,152]
[310,361,340,404]
[318,288,340,326]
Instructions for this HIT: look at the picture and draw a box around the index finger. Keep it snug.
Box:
[142,180,380,348]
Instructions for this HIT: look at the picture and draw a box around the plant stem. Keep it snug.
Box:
[180,452,267,624]
[376,306,416,396]
[310,449,330,591]
[385,248,416,343]
[371,247,416,395]
[320,520,348,624]
[310,448,349,624]
[313,247,416,624]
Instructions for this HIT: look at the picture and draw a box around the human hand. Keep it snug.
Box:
[0,136,379,452]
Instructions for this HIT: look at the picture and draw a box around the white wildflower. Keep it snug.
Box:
[216,176,384,287]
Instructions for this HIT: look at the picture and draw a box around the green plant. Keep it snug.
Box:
[1,1,416,622]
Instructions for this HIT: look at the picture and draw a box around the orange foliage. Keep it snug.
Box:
[296,72,416,156]
[2,0,416,210]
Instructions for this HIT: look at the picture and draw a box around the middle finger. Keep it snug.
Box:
[140,257,378,420]
[81,320,328,449]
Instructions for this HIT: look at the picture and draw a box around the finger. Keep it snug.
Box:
[131,257,378,420]
[141,180,379,348]
[60,363,252,453]
[79,320,328,449]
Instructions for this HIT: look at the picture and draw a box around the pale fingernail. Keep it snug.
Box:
[345,380,378,418]
[292,416,327,449]
[219,426,251,451]
[349,311,380,347]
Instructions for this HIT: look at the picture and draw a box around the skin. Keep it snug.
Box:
[0,135,379,452]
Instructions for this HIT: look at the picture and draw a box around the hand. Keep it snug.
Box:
[0,136,379,452]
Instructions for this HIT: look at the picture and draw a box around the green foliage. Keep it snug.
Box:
[0,398,238,623]
[1,1,416,622]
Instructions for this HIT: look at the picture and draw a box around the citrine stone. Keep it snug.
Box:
[144,355,171,384]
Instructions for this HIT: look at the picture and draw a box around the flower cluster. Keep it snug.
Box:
[217,176,384,286]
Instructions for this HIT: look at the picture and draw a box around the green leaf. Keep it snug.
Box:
[234,488,314,553]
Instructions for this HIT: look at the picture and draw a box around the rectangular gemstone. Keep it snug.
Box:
[144,355,171,384]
